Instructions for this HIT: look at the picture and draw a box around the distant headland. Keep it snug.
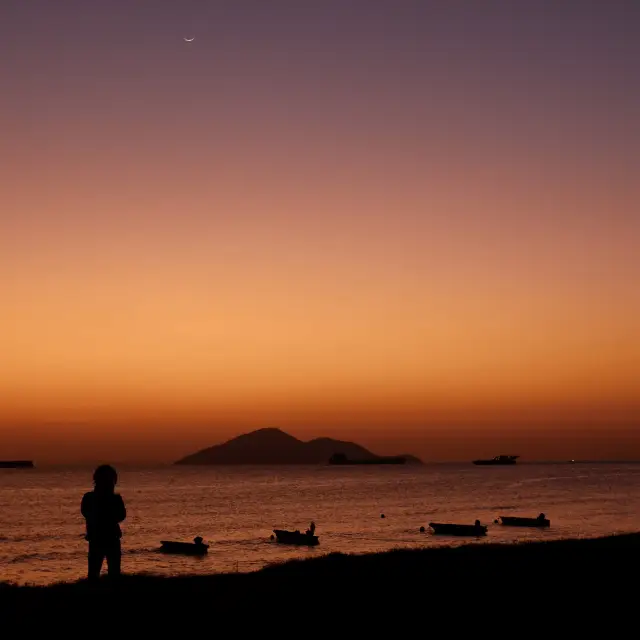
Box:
[174,428,423,466]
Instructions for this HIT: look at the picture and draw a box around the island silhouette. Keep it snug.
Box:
[174,427,422,465]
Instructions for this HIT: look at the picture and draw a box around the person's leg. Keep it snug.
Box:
[106,539,122,578]
[88,543,104,581]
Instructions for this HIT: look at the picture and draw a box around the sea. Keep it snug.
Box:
[2,462,640,586]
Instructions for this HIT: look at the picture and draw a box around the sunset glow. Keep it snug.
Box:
[1,1,638,463]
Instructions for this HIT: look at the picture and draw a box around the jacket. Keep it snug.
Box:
[81,491,126,543]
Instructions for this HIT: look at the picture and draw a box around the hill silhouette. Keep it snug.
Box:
[174,428,422,465]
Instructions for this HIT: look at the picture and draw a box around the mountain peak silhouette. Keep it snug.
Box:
[174,428,421,465]
[234,427,300,443]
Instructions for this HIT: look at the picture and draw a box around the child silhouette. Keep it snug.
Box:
[81,464,126,581]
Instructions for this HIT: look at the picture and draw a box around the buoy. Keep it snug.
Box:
[494,519,499,524]
[380,513,385,519]
[419,526,425,533]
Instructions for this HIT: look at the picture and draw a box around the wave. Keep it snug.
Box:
[124,547,153,555]
[9,550,74,564]
[507,475,591,487]
[9,546,165,562]
[205,537,268,547]
[8,533,70,543]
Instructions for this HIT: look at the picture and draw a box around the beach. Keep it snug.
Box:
[3,533,639,629]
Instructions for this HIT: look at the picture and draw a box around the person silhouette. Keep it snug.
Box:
[81,464,126,582]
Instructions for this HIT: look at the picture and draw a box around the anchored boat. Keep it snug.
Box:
[0,460,34,469]
[473,455,519,466]
[329,453,407,465]
[160,536,209,555]
[498,514,550,528]
[273,529,319,546]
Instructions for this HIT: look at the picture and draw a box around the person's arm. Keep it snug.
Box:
[81,493,91,519]
[115,494,126,523]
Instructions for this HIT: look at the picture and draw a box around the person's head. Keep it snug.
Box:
[93,464,118,492]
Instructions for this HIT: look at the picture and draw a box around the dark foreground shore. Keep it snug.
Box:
[3,533,639,629]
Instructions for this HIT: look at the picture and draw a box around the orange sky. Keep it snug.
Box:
[1,2,638,463]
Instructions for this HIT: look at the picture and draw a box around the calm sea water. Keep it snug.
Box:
[1,463,639,586]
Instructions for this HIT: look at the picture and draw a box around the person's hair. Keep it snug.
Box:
[93,464,118,487]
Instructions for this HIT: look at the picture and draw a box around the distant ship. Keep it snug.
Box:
[472,455,519,466]
[329,453,407,465]
[0,460,34,469]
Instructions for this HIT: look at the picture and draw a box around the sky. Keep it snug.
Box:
[1,1,639,464]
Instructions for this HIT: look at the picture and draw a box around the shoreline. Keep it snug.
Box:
[3,532,639,622]
[4,531,639,586]
[3,528,638,589]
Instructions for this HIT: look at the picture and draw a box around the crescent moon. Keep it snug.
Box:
[184,37,195,42]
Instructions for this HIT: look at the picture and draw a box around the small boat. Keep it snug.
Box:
[473,455,519,466]
[499,514,550,528]
[329,453,407,465]
[273,529,319,546]
[0,460,34,469]
[160,536,209,555]
[429,521,487,536]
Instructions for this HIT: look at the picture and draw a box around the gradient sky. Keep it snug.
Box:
[1,1,639,464]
